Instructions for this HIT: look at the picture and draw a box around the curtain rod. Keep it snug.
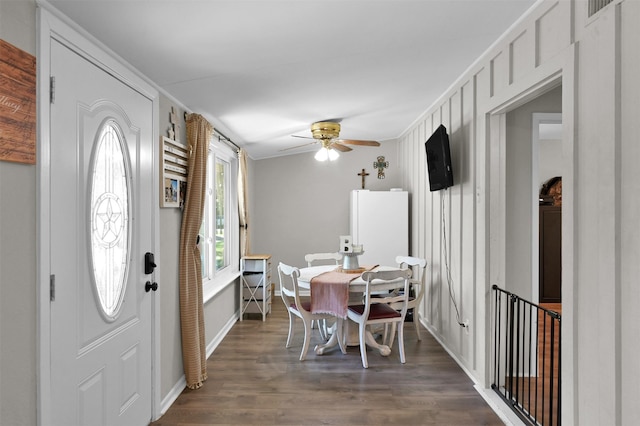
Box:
[184,111,241,152]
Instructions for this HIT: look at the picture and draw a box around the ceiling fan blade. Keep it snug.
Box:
[278,140,318,152]
[336,139,381,147]
[331,143,352,152]
[291,135,315,140]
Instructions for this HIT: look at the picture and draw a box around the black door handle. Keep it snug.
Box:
[145,252,156,274]
[145,281,158,292]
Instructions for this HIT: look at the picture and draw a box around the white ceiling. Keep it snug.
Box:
[45,0,537,159]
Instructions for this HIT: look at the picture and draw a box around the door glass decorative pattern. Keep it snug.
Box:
[90,120,130,319]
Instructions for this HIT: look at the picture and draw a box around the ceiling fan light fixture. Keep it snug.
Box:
[311,121,341,140]
[328,148,339,161]
[315,147,329,161]
[314,146,339,162]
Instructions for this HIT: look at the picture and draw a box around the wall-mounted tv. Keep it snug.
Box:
[424,124,453,192]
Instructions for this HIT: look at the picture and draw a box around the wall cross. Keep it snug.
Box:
[357,168,369,189]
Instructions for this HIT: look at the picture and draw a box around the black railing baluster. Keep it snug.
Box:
[491,285,561,426]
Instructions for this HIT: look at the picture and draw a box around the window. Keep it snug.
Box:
[201,137,239,300]
[89,120,131,320]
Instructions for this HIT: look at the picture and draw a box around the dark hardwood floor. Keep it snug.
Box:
[151,302,504,425]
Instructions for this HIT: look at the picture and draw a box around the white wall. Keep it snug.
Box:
[539,137,562,186]
[398,0,640,424]
[619,2,640,423]
[0,1,37,425]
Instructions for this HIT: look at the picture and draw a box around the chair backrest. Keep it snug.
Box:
[360,269,412,319]
[278,262,303,309]
[304,252,343,267]
[395,255,427,300]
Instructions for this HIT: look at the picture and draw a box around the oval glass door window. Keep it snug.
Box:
[89,120,131,319]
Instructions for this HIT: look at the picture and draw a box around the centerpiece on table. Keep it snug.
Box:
[338,235,364,272]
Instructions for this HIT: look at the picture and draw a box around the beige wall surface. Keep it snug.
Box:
[0,1,37,425]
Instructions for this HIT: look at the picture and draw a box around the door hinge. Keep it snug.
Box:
[50,76,55,104]
[50,274,55,301]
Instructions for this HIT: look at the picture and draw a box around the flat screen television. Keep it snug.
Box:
[424,124,453,192]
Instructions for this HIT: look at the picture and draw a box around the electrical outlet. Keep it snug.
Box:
[463,319,470,334]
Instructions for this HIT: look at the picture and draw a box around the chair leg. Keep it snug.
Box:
[382,324,389,346]
[286,312,295,348]
[397,320,406,364]
[359,322,369,368]
[387,322,397,349]
[336,319,347,355]
[413,313,422,341]
[318,319,328,341]
[300,319,312,361]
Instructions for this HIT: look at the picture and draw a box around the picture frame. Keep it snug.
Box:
[162,175,186,208]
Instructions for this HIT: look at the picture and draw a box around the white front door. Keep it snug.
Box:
[49,37,155,425]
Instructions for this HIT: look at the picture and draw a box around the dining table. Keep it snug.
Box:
[297,264,402,357]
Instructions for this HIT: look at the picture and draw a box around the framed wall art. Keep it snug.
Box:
[0,39,36,165]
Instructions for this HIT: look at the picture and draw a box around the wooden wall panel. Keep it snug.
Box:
[0,38,36,165]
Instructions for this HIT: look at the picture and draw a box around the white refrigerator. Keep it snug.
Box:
[350,190,408,267]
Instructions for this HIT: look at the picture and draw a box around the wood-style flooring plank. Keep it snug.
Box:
[151,302,504,425]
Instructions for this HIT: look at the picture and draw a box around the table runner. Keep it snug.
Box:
[310,265,377,319]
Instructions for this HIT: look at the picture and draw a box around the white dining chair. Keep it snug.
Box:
[278,262,342,361]
[346,268,413,368]
[384,255,427,345]
[304,252,343,340]
[304,252,343,267]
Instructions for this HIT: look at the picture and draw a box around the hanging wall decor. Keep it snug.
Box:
[374,156,389,179]
[161,136,189,208]
[0,39,36,165]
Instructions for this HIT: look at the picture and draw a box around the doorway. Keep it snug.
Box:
[503,85,562,303]
[533,113,563,304]
[38,9,160,424]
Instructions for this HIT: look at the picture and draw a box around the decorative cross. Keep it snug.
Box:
[357,168,369,189]
[373,156,389,179]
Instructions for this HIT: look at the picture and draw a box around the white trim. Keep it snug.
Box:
[36,6,161,424]
[159,376,186,418]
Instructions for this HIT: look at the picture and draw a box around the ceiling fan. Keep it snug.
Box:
[282,121,380,161]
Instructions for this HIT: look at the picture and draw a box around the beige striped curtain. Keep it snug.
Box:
[179,113,212,389]
[238,148,250,256]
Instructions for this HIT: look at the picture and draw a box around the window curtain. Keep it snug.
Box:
[179,113,212,389]
[238,148,250,256]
